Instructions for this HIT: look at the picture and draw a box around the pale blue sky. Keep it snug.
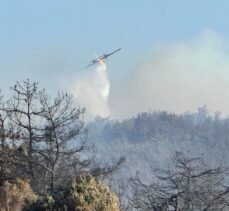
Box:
[1,1,229,117]
[1,1,229,62]
[1,1,229,48]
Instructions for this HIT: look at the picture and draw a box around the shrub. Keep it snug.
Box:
[59,174,119,211]
[0,178,37,211]
[22,195,55,211]
[26,174,120,211]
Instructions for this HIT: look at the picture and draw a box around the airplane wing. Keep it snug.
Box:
[82,60,98,69]
[104,48,121,58]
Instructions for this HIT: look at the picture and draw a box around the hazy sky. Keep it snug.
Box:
[1,1,229,119]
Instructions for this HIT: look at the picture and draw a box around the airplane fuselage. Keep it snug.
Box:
[98,59,105,64]
[93,58,105,64]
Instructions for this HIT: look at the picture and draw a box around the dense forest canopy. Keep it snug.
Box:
[87,107,229,209]
[1,81,229,210]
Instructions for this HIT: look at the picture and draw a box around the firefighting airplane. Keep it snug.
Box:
[84,48,121,69]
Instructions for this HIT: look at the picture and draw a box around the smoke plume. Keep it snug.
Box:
[110,30,229,118]
[72,64,110,120]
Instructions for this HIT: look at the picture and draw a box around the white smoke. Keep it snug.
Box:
[71,64,110,120]
[110,30,229,118]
